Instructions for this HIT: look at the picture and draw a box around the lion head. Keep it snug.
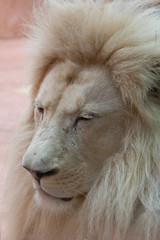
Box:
[5,1,160,240]
[22,62,124,210]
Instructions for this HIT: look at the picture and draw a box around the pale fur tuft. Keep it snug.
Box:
[4,1,160,240]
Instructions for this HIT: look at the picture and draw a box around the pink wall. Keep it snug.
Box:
[0,0,34,38]
[0,0,158,39]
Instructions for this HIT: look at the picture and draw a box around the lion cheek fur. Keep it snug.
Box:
[4,1,160,240]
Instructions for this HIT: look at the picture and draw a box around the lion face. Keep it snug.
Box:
[22,61,125,210]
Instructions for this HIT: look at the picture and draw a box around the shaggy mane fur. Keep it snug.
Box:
[4,1,160,240]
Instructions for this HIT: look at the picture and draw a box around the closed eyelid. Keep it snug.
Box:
[79,113,96,119]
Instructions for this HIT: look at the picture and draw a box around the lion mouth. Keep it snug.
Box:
[38,188,73,202]
[32,180,73,201]
[60,197,73,201]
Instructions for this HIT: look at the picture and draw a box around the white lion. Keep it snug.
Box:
[4,1,160,240]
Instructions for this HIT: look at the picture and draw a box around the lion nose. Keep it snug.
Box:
[24,167,59,182]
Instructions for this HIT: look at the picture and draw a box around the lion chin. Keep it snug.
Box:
[4,1,160,240]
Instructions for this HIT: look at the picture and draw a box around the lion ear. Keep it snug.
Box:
[148,87,159,98]
[113,60,160,109]
[147,63,160,99]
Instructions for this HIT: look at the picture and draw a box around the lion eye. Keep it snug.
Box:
[77,116,93,121]
[34,105,44,123]
[37,107,44,114]
[74,114,95,128]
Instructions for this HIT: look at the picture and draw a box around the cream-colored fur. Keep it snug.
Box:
[4,1,160,240]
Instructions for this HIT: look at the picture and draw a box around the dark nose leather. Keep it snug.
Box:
[23,166,59,181]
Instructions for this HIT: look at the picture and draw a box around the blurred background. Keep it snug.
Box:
[0,0,34,38]
[0,0,34,164]
[0,0,37,238]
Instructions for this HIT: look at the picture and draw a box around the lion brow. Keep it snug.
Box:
[33,99,42,107]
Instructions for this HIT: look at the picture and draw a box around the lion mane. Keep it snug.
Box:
[4,1,160,240]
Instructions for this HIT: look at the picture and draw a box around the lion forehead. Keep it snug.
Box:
[36,63,121,117]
